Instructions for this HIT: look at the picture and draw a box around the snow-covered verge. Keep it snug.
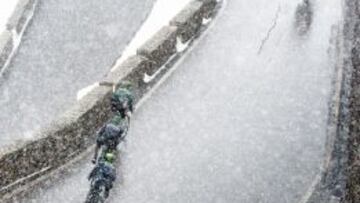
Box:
[114,0,193,65]
[0,0,38,75]
[0,0,219,200]
[77,0,221,100]
[77,0,193,100]
[0,1,18,32]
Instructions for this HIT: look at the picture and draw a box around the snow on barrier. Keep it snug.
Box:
[0,0,38,73]
[0,0,220,198]
[137,26,178,69]
[102,55,153,99]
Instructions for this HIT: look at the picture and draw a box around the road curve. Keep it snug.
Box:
[22,0,343,202]
[0,0,155,147]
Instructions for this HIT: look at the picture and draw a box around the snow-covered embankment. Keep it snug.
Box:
[0,0,38,75]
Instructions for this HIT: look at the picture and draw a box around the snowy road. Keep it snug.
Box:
[22,0,343,202]
[0,0,155,147]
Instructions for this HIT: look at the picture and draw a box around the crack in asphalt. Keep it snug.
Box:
[257,5,281,55]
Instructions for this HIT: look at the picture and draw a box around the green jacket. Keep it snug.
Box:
[111,88,134,114]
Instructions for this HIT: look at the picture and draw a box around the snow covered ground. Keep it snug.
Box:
[0,0,155,147]
[0,0,18,33]
[115,0,192,64]
[78,0,193,100]
[22,0,345,202]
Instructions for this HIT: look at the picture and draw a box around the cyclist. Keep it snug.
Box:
[88,153,116,200]
[111,81,135,119]
[92,117,125,164]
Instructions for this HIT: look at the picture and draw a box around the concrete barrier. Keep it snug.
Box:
[103,55,154,99]
[345,0,360,202]
[137,26,178,70]
[0,31,13,70]
[0,0,219,198]
[170,1,204,43]
[199,0,217,19]
[0,85,113,194]
[305,1,358,202]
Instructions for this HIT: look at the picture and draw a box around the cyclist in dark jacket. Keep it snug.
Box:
[88,153,116,199]
[92,117,125,164]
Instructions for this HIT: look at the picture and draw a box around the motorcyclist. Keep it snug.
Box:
[88,153,116,199]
